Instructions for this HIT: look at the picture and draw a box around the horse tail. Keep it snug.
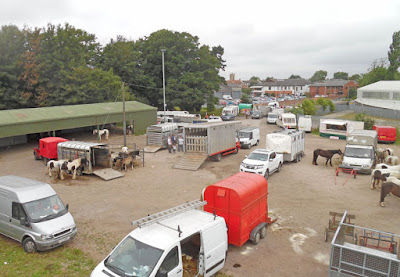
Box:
[312,150,318,165]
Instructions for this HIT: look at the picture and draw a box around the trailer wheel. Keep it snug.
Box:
[260,226,267,239]
[252,231,261,245]
[294,154,299,163]
[234,147,238,154]
[213,154,222,162]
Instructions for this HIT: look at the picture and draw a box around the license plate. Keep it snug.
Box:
[380,136,386,138]
[58,236,70,244]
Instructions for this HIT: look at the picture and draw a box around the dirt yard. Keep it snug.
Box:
[1,118,399,277]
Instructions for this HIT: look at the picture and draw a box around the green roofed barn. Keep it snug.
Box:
[0,101,156,146]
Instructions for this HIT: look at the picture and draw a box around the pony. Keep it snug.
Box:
[60,158,88,180]
[312,149,343,166]
[93,129,109,141]
[375,163,400,171]
[118,155,134,171]
[384,155,400,166]
[380,182,400,207]
[370,170,389,190]
[46,160,67,178]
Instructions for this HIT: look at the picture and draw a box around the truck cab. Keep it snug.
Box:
[239,128,260,149]
[91,202,227,277]
[239,149,283,179]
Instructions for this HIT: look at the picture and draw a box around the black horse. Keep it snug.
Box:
[312,149,343,166]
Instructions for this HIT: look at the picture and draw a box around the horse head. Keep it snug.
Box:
[80,158,89,167]
[93,129,97,135]
[337,149,343,156]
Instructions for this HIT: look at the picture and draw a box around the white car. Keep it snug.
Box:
[239,149,283,179]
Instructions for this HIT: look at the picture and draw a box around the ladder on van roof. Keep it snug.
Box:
[131,200,207,228]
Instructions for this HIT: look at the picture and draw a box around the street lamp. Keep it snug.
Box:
[161,49,166,119]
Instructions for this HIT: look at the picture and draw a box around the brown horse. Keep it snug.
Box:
[312,149,343,166]
[380,182,400,207]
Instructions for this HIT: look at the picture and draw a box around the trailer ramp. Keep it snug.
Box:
[93,168,124,181]
[144,146,162,153]
[174,153,208,171]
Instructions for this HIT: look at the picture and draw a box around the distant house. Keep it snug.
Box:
[214,73,244,100]
[309,79,358,97]
[250,79,311,97]
[356,81,400,111]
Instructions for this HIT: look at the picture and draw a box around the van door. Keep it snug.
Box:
[8,202,29,241]
[201,222,227,277]
[0,197,11,237]
[155,245,183,277]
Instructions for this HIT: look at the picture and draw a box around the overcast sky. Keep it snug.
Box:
[1,0,399,80]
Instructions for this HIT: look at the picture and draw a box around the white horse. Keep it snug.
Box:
[375,163,400,171]
[93,129,109,141]
[46,160,67,178]
[384,155,400,166]
[387,176,400,185]
[60,158,88,180]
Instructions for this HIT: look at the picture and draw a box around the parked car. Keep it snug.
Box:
[252,110,263,119]
[239,149,283,179]
[221,113,236,121]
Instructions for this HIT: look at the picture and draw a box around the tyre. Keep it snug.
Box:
[23,237,36,253]
[294,154,299,163]
[234,147,239,154]
[264,170,269,180]
[33,151,40,160]
[213,154,222,162]
[277,163,282,173]
[260,226,267,239]
[252,231,261,245]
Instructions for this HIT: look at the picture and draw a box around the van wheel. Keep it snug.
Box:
[213,154,222,162]
[252,231,261,245]
[23,237,36,253]
[256,140,259,146]
[34,151,40,160]
[264,170,269,180]
[260,226,267,239]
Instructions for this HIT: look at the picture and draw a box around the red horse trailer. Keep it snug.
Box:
[203,172,275,247]
[373,125,397,143]
[34,137,69,163]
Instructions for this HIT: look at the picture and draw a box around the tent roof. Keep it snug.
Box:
[358,81,400,93]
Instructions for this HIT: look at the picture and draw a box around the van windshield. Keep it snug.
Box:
[24,195,67,223]
[239,132,251,138]
[344,147,373,159]
[248,152,269,161]
[105,237,163,277]
[268,114,277,118]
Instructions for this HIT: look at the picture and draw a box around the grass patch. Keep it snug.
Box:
[0,237,95,277]
[311,128,320,136]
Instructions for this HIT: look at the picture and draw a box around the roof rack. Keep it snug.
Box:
[131,200,207,228]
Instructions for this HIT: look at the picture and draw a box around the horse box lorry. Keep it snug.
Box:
[373,125,397,143]
[266,129,305,163]
[0,176,77,253]
[91,172,274,277]
[340,130,378,174]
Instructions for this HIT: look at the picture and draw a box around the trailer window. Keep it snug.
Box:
[327,124,346,131]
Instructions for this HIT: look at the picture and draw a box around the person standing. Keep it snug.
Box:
[171,133,176,154]
[178,135,184,152]
[167,135,173,153]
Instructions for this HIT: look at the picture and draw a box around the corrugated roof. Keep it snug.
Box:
[0,101,155,126]
[358,81,400,93]
[310,79,352,87]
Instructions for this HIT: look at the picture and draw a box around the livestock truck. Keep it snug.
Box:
[174,121,241,170]
[340,129,378,174]
[145,123,178,152]
[266,129,305,163]
[91,172,275,277]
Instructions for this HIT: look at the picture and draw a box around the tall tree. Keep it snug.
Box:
[289,74,301,79]
[358,60,389,87]
[333,72,348,80]
[310,70,327,82]
[249,76,260,86]
[0,25,26,109]
[349,74,361,81]
[265,76,274,82]
[387,31,400,80]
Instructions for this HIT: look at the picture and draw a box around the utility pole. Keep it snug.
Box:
[161,49,166,119]
[122,82,126,147]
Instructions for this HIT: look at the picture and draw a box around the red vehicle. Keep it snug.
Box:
[33,137,69,163]
[373,125,397,143]
[203,172,275,246]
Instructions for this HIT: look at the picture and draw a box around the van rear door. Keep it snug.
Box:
[201,221,227,277]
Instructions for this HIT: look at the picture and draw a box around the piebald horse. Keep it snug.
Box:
[93,129,109,141]
[60,158,88,180]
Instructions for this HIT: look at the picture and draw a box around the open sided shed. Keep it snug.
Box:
[0,101,156,140]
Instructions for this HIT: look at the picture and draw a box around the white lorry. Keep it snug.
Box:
[239,149,283,179]
[266,129,305,163]
[298,115,312,133]
[239,127,260,149]
[340,130,378,174]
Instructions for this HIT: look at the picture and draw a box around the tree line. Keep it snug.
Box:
[0,24,225,111]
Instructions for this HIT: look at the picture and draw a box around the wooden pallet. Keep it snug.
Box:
[174,153,208,171]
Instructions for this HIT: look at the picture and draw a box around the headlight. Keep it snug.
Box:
[41,234,53,240]
[240,163,245,167]
[254,165,264,169]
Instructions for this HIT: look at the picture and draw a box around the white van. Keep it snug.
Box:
[0,176,77,253]
[91,201,227,277]
[239,127,260,149]
[298,115,312,132]
[277,113,297,129]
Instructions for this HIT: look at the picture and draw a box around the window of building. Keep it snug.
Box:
[362,91,390,100]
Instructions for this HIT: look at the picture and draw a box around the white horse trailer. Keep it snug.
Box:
[266,129,305,162]
[320,119,364,140]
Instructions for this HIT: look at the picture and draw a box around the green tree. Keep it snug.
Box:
[301,99,316,115]
[387,31,400,80]
[265,76,274,82]
[333,72,348,80]
[349,74,361,81]
[310,70,327,82]
[358,60,389,87]
[354,113,375,130]
[0,25,26,109]
[241,88,251,103]
[289,74,301,79]
[348,87,357,99]
[249,76,260,86]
